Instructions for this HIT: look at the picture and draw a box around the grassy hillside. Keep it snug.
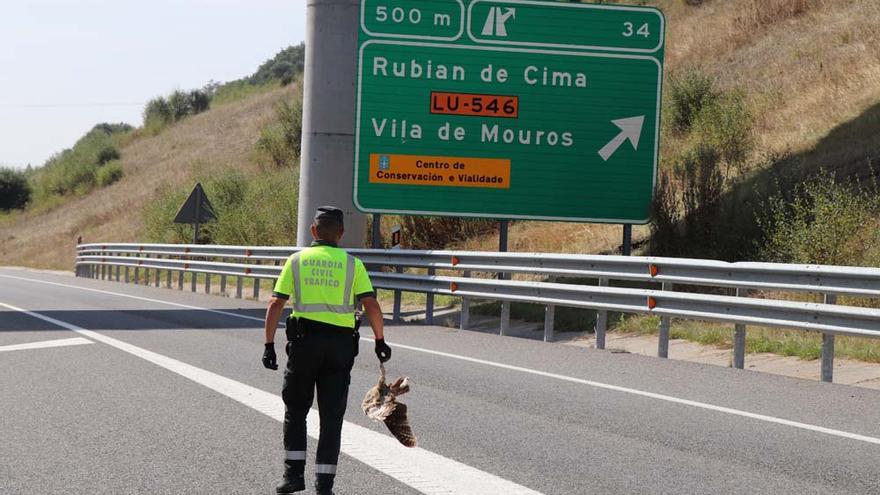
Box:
[0,85,295,269]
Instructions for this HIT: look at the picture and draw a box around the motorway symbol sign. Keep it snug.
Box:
[354,0,665,223]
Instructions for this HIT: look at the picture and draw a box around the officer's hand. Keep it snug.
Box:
[262,343,278,370]
[374,339,391,363]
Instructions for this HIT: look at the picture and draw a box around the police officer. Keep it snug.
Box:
[262,206,392,495]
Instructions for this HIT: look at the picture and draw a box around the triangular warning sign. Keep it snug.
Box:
[173,183,216,224]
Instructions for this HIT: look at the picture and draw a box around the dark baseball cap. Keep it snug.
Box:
[314,206,344,225]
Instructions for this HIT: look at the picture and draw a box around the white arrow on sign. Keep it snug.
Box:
[598,116,645,162]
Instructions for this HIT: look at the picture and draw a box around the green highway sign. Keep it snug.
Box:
[354,0,665,223]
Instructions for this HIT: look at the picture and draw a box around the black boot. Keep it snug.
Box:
[276,463,305,494]
[314,473,335,495]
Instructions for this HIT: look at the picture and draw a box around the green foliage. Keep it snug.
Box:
[142,89,212,132]
[692,91,754,173]
[757,172,880,265]
[30,123,129,202]
[678,145,724,245]
[249,44,305,86]
[651,71,756,259]
[143,97,173,131]
[0,167,31,211]
[96,160,124,187]
[96,145,120,165]
[257,85,304,168]
[211,80,277,106]
[668,69,719,134]
[212,44,306,106]
[144,169,299,246]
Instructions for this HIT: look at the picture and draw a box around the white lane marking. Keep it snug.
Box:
[0,337,93,353]
[4,273,880,447]
[0,273,265,322]
[0,301,541,495]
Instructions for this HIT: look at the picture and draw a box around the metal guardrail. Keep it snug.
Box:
[74,243,880,384]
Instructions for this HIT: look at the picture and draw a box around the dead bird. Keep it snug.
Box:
[361,363,417,447]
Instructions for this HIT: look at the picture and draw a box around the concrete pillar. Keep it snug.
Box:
[296,0,366,248]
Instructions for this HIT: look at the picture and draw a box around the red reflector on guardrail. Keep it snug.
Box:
[649,264,659,277]
[245,249,253,257]
[647,297,657,310]
[451,256,460,266]
[245,268,252,274]
[184,263,190,269]
[184,247,191,253]
[450,282,458,292]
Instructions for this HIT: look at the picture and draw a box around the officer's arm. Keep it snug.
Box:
[264,296,287,344]
[360,296,384,340]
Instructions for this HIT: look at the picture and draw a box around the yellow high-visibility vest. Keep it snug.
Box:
[274,243,373,328]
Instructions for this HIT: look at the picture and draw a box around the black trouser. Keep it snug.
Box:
[282,318,358,476]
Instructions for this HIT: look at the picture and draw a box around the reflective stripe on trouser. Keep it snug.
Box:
[315,464,337,475]
[290,253,357,314]
[285,450,306,461]
[282,324,356,469]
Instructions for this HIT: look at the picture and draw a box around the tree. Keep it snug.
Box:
[0,167,31,211]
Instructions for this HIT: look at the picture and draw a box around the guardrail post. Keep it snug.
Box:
[191,272,197,292]
[166,269,172,289]
[220,274,227,296]
[658,282,672,359]
[733,287,747,369]
[205,273,212,294]
[425,267,435,325]
[124,264,130,283]
[500,300,510,336]
[178,270,184,290]
[115,265,120,282]
[595,278,608,349]
[543,276,556,342]
[544,304,555,343]
[821,293,837,383]
[460,271,470,330]
[134,265,140,285]
[236,275,243,299]
[154,266,161,287]
[392,266,402,322]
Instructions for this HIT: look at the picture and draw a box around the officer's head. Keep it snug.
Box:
[310,206,345,242]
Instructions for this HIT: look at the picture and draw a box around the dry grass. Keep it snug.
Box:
[0,85,296,270]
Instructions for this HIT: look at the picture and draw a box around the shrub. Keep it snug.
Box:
[0,167,31,211]
[144,97,173,130]
[649,170,681,255]
[692,91,754,174]
[401,217,497,250]
[168,90,192,121]
[250,44,305,86]
[96,160,124,187]
[188,89,211,114]
[144,169,299,246]
[668,70,719,134]
[96,145,120,165]
[257,86,304,168]
[678,145,724,243]
[757,172,880,265]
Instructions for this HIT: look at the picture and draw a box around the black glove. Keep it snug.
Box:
[374,339,391,363]
[262,343,278,370]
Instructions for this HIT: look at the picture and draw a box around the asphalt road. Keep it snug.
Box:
[2,267,880,495]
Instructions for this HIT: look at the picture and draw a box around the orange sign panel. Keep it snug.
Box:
[430,92,519,118]
[369,154,511,189]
